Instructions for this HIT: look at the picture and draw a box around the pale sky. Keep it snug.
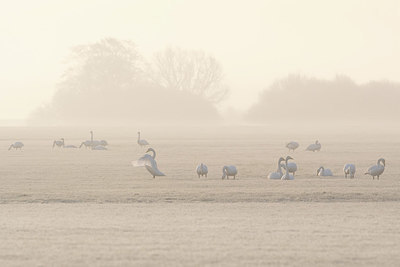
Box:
[0,0,399,120]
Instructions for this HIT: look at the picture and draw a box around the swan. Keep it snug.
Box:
[8,142,24,150]
[317,166,333,176]
[306,140,321,152]
[132,148,165,178]
[281,156,294,180]
[365,158,385,180]
[222,166,237,179]
[196,163,208,178]
[286,141,299,152]
[53,138,65,148]
[80,131,107,150]
[343,163,356,178]
[281,160,297,176]
[137,131,149,146]
[268,157,285,179]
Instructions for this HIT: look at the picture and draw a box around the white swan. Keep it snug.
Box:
[80,131,107,150]
[53,138,64,148]
[132,148,165,178]
[281,156,294,180]
[306,140,321,152]
[268,157,285,179]
[281,160,297,176]
[343,163,356,178]
[137,131,149,146]
[8,142,24,150]
[365,158,385,180]
[222,165,237,179]
[286,141,299,152]
[317,166,333,176]
[196,163,208,178]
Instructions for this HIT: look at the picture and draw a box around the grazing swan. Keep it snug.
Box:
[196,163,208,178]
[306,140,321,152]
[137,131,149,146]
[132,148,165,178]
[8,142,24,150]
[286,141,299,152]
[281,156,294,180]
[268,157,285,179]
[343,163,356,178]
[365,158,385,180]
[222,166,237,179]
[53,138,65,148]
[317,166,333,176]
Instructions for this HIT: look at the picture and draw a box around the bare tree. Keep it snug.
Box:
[153,47,228,103]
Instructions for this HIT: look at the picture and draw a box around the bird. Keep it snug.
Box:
[80,131,107,150]
[53,138,65,148]
[196,163,208,178]
[281,159,297,177]
[286,141,299,152]
[8,142,24,150]
[137,131,149,146]
[132,148,165,178]
[317,166,333,176]
[343,163,356,178]
[222,165,237,179]
[365,158,385,180]
[281,156,294,180]
[306,140,321,152]
[268,157,285,179]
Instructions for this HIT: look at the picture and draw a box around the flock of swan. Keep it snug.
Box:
[7,134,386,180]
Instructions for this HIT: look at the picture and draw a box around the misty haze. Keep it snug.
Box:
[1,1,400,266]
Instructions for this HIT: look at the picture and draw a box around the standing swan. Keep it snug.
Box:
[53,138,65,148]
[343,164,356,178]
[286,141,299,152]
[196,163,208,178]
[281,158,297,177]
[80,131,107,150]
[8,142,24,150]
[222,166,237,179]
[137,131,149,147]
[268,157,285,179]
[317,166,333,176]
[365,158,385,180]
[132,148,165,178]
[281,156,294,180]
[306,140,321,152]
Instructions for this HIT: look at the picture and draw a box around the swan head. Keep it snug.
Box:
[317,166,324,175]
[315,140,319,144]
[146,148,155,153]
[278,157,285,163]
[285,156,294,161]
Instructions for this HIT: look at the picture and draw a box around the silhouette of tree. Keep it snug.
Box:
[152,47,228,103]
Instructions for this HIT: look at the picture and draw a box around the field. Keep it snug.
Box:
[1,127,400,266]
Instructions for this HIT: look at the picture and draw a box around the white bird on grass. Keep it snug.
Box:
[281,156,294,180]
[281,159,297,177]
[306,140,321,152]
[132,148,165,178]
[196,163,208,178]
[222,166,237,179]
[137,131,149,147]
[286,141,299,152]
[8,142,24,150]
[343,164,356,178]
[268,157,285,179]
[365,158,385,180]
[317,166,333,176]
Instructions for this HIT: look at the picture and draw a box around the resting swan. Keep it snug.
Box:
[365,158,385,180]
[196,163,208,178]
[132,148,165,178]
[317,166,333,176]
[8,142,24,150]
[222,166,237,179]
[281,156,294,180]
[343,164,356,178]
[306,140,321,152]
[268,157,285,179]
